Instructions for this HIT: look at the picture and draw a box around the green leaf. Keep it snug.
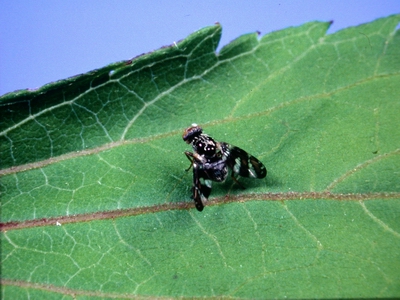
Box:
[1,15,400,298]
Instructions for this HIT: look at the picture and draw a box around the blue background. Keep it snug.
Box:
[1,1,399,96]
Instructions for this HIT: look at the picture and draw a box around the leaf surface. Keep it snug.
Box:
[1,15,400,298]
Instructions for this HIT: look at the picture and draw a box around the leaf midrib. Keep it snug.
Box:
[1,191,397,231]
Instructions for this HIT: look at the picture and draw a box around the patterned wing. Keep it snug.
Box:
[192,165,212,211]
[225,144,267,179]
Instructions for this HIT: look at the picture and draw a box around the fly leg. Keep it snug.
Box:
[184,151,195,172]
[231,172,246,189]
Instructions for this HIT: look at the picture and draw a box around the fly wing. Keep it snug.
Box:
[192,165,212,211]
[224,144,267,179]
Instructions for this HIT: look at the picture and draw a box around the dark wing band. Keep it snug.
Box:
[228,146,267,179]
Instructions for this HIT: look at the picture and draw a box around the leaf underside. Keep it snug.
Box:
[1,15,400,298]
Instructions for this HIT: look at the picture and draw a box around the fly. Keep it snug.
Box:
[183,124,267,211]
